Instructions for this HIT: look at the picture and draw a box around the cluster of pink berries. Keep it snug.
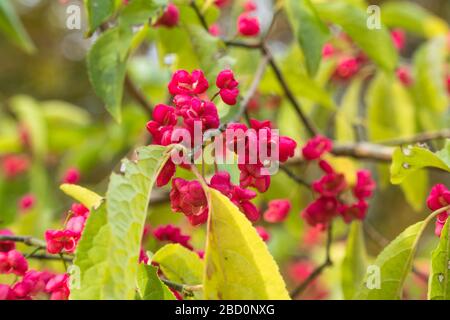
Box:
[45,203,90,255]
[146,68,297,227]
[300,136,376,229]
[427,184,450,237]
[0,229,69,300]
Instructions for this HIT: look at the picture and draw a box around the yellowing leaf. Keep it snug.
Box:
[60,184,103,210]
[204,189,290,300]
[70,145,171,300]
[152,244,204,286]
[429,218,450,300]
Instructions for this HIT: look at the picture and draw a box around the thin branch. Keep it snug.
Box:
[190,0,209,31]
[331,142,395,162]
[290,223,333,298]
[0,235,47,249]
[279,166,311,188]
[378,129,450,146]
[261,43,319,137]
[125,74,153,116]
[160,278,203,296]
[27,252,73,263]
[224,40,261,49]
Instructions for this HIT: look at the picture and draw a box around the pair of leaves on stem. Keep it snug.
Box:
[62,145,290,300]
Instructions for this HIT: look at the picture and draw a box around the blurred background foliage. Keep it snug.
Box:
[0,0,449,299]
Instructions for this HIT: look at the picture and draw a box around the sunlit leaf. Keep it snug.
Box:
[355,219,429,299]
[390,142,450,185]
[152,243,204,286]
[60,184,103,210]
[204,189,290,300]
[366,72,415,141]
[429,219,450,300]
[70,145,171,300]
[381,2,448,38]
[286,0,330,76]
[413,36,448,115]
[316,1,398,72]
[0,1,35,53]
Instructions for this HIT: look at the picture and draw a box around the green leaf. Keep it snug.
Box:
[381,1,448,38]
[70,204,110,300]
[390,143,450,185]
[119,0,167,27]
[60,184,103,210]
[316,2,398,72]
[399,169,428,212]
[70,145,171,300]
[136,264,176,300]
[84,0,117,35]
[0,1,35,53]
[355,220,429,299]
[87,28,130,122]
[366,72,415,141]
[429,219,450,300]
[87,0,166,121]
[152,244,204,286]
[286,0,330,76]
[204,189,290,300]
[335,78,362,142]
[341,221,367,300]
[10,95,47,159]
[412,36,449,115]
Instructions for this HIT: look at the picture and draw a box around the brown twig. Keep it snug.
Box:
[190,1,319,138]
[125,74,153,116]
[27,252,74,263]
[378,129,450,146]
[0,235,47,249]
[290,223,333,298]
[160,278,203,296]
[331,142,394,162]
[261,43,319,138]
[279,166,311,188]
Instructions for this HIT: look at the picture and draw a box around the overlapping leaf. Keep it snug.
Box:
[70,145,171,300]
[203,189,290,300]
[390,141,450,184]
[429,219,450,300]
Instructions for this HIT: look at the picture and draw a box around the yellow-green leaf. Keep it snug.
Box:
[204,188,290,300]
[152,243,204,286]
[60,184,103,210]
[341,221,367,300]
[0,1,35,53]
[381,2,448,38]
[355,220,427,299]
[390,143,450,185]
[429,218,450,300]
[70,145,171,300]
